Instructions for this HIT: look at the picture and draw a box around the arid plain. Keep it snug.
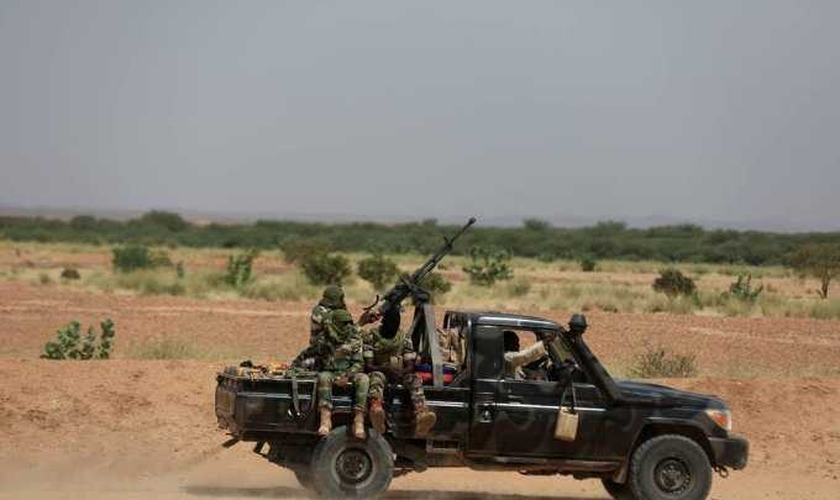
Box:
[1,242,839,499]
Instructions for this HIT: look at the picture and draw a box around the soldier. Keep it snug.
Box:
[292,285,347,369]
[316,309,370,440]
[503,330,556,379]
[363,310,436,437]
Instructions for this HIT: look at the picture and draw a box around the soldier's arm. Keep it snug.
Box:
[504,341,548,370]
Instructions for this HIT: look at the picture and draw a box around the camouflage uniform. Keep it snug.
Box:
[292,285,346,369]
[363,325,436,436]
[316,310,369,412]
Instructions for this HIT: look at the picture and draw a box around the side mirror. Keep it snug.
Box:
[568,314,588,336]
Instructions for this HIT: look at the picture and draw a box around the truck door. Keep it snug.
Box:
[467,327,606,458]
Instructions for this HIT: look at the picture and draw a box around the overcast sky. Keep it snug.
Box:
[1,1,838,230]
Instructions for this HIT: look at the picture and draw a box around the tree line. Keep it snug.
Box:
[3,211,840,266]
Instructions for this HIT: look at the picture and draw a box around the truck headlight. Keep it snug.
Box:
[705,409,732,432]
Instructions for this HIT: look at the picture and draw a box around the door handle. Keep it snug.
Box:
[507,395,524,402]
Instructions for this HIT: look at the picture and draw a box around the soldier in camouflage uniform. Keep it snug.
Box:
[316,309,370,439]
[363,310,436,437]
[292,285,347,369]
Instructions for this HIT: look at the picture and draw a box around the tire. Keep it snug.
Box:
[629,434,712,500]
[310,426,394,499]
[292,467,314,491]
[601,478,634,500]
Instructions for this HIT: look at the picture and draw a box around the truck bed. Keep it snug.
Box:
[215,366,470,443]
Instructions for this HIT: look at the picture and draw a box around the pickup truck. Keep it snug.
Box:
[215,306,748,500]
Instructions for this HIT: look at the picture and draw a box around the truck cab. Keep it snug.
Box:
[215,307,748,500]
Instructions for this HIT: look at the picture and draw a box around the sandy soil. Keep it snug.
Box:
[1,282,840,498]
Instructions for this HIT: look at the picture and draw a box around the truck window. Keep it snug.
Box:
[502,329,551,381]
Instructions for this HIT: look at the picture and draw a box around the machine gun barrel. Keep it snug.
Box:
[361,217,476,323]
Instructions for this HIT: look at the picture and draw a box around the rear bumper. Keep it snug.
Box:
[709,434,749,470]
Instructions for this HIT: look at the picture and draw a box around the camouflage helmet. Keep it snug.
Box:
[320,285,345,309]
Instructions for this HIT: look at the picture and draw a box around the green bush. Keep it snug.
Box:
[728,274,763,302]
[652,268,696,297]
[301,252,352,285]
[112,245,172,272]
[41,319,115,360]
[463,247,513,286]
[629,346,697,378]
[580,256,597,272]
[225,249,258,287]
[61,267,81,280]
[357,253,400,291]
[138,210,190,232]
[281,238,329,264]
[787,243,840,298]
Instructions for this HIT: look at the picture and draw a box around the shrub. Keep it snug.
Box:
[175,261,185,279]
[61,267,81,280]
[786,244,840,298]
[112,245,172,272]
[300,252,352,285]
[463,247,513,286]
[38,273,52,285]
[357,253,400,291]
[728,274,763,302]
[652,268,696,297]
[580,256,597,272]
[137,210,189,232]
[417,272,452,304]
[41,319,115,360]
[281,238,329,264]
[629,346,697,378]
[225,249,259,287]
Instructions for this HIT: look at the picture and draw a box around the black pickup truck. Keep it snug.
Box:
[215,306,748,500]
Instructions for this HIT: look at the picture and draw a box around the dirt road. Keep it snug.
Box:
[1,360,839,499]
[2,282,840,498]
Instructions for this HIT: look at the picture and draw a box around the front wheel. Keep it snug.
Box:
[629,435,712,500]
[310,427,394,498]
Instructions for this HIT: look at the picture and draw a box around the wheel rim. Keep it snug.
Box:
[335,448,373,485]
[653,457,692,495]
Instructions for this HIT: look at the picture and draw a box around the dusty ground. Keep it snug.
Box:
[1,281,840,498]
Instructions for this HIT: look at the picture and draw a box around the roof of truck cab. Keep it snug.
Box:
[446,310,560,330]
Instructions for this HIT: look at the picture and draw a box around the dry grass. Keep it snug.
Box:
[1,241,839,319]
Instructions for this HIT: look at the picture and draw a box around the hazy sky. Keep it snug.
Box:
[1,1,839,229]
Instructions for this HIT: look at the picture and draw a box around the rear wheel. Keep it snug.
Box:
[310,426,393,498]
[601,478,633,500]
[629,435,712,500]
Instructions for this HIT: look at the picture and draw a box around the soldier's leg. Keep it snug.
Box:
[404,373,436,437]
[367,371,387,434]
[351,372,369,439]
[352,372,369,413]
[316,371,335,436]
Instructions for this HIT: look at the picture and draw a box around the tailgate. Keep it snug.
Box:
[215,372,320,439]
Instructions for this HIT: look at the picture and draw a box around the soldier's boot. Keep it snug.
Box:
[352,409,367,440]
[368,398,386,434]
[317,407,332,436]
[413,401,437,438]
